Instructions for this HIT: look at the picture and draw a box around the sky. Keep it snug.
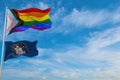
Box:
[0,0,120,80]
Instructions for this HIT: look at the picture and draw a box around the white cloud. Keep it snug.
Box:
[62,8,109,27]
[50,7,67,33]
[62,8,120,28]
[2,67,120,80]
[50,7,120,34]
[112,8,120,23]
[20,2,49,10]
[20,4,33,9]
[87,27,120,52]
[48,7,120,34]
[2,68,47,80]
[38,2,49,9]
[51,7,65,22]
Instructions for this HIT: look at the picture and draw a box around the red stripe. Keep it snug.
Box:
[15,8,51,13]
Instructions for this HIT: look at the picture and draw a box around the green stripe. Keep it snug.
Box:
[23,19,51,26]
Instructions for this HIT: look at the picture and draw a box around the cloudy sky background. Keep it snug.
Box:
[0,0,120,80]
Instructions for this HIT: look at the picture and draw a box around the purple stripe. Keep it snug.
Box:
[12,23,51,33]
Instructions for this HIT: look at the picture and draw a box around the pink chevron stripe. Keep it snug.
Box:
[6,13,15,32]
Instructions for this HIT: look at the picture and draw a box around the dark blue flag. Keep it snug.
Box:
[4,41,38,61]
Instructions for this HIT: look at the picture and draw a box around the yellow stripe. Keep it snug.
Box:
[19,15,49,22]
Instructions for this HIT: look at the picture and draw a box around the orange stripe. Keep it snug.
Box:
[18,12,48,17]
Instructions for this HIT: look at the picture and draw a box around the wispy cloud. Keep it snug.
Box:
[62,8,120,28]
[2,68,47,80]
[51,7,65,22]
[20,2,49,9]
[87,26,120,52]
[50,7,120,34]
[62,8,109,27]
[38,2,49,9]
[2,65,120,80]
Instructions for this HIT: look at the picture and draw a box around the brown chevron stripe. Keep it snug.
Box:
[8,9,23,35]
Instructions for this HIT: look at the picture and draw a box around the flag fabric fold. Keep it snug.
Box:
[4,41,38,61]
[6,8,52,35]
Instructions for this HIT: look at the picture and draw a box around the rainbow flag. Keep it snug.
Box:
[6,8,52,35]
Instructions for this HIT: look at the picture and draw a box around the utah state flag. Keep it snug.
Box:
[4,41,38,61]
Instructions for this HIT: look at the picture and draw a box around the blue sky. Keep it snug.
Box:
[0,0,120,80]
